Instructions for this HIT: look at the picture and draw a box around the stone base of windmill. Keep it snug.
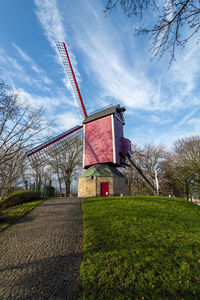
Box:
[78,164,129,197]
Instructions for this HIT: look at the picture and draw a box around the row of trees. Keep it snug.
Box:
[0,80,82,200]
[162,136,200,200]
[21,136,82,199]
[125,136,200,200]
[0,80,47,199]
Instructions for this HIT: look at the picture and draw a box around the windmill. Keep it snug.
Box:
[26,42,157,197]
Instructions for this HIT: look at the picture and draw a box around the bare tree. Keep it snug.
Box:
[139,144,166,176]
[0,80,48,166]
[160,135,200,199]
[49,135,82,197]
[0,151,26,199]
[105,0,200,63]
[174,136,200,199]
[0,80,51,199]
[49,154,63,197]
[124,143,166,195]
[161,153,194,199]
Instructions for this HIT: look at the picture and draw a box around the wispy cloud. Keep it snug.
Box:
[13,43,52,85]
[34,0,66,47]
[164,42,200,109]
[0,48,23,72]
[58,0,200,114]
[68,1,156,110]
[55,111,81,130]
[34,0,82,97]
[188,118,200,134]
[17,88,60,110]
[33,0,200,117]
[0,42,81,129]
[13,43,41,72]
[173,107,200,129]
[188,118,200,125]
[149,114,172,125]
[0,47,51,91]
[16,88,81,130]
[170,43,200,96]
[17,87,78,110]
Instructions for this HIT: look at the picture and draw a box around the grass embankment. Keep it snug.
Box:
[81,196,200,299]
[0,199,43,232]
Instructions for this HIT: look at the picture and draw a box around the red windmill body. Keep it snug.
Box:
[83,105,131,168]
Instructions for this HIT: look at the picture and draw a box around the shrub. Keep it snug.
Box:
[44,185,55,198]
[0,190,41,210]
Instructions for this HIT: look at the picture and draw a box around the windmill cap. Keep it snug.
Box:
[83,104,126,124]
[116,105,126,113]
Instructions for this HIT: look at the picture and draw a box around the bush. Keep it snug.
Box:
[44,185,55,198]
[0,190,41,210]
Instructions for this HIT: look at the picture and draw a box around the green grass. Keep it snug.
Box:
[80,196,200,300]
[0,199,44,232]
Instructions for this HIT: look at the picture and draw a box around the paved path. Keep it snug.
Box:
[0,198,83,300]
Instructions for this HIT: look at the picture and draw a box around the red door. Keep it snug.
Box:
[101,182,109,197]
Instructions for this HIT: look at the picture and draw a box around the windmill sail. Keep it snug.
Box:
[26,41,88,167]
[55,41,87,119]
[26,125,83,168]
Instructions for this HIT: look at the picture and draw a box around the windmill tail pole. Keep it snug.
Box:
[123,153,157,196]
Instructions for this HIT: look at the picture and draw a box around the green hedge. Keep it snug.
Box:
[0,190,41,210]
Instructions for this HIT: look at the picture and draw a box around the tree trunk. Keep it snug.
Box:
[185,182,190,201]
[64,178,71,197]
[58,180,62,197]
[24,180,28,190]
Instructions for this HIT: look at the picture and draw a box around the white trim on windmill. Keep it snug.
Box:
[83,124,85,168]
[111,114,116,164]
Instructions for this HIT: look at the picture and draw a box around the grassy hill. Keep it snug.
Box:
[80,196,200,299]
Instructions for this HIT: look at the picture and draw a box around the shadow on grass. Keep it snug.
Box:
[0,212,36,233]
[0,200,44,232]
[0,213,12,223]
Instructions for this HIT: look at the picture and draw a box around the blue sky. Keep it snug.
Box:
[0,0,200,149]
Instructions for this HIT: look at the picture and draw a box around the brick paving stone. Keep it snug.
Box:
[0,198,83,300]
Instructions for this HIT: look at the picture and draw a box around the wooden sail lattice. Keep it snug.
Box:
[26,125,83,168]
[55,41,87,119]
